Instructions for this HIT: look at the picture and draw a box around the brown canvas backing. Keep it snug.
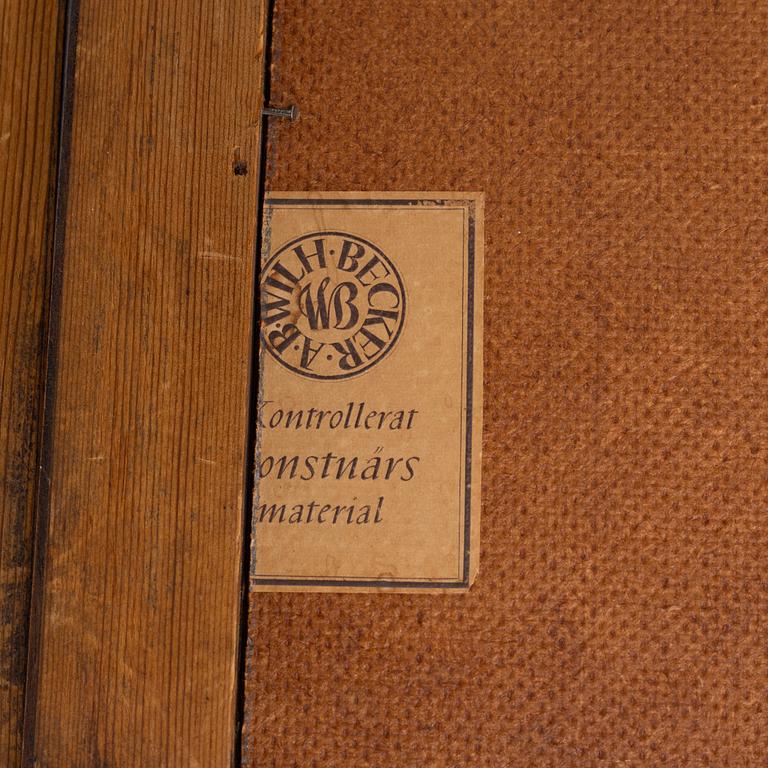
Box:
[245,2,768,766]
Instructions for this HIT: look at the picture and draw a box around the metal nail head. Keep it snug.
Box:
[262,105,298,120]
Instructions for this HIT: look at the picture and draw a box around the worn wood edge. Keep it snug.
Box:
[238,0,273,764]
[20,1,83,763]
[239,0,279,762]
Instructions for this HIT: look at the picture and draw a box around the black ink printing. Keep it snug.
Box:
[260,231,406,381]
[256,496,384,525]
[259,401,418,430]
[258,450,419,482]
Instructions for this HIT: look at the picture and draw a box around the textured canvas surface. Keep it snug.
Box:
[245,2,768,765]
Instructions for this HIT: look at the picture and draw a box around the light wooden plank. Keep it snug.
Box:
[24,1,266,765]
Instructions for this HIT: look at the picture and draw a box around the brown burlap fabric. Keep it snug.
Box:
[246,2,768,765]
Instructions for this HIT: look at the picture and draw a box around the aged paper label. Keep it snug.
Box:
[251,192,483,592]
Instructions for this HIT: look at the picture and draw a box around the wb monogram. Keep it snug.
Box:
[260,232,406,380]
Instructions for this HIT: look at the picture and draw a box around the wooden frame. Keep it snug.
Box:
[18,2,268,765]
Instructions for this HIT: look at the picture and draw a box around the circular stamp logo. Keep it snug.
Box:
[260,231,406,380]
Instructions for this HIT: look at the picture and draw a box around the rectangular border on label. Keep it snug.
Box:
[251,192,483,592]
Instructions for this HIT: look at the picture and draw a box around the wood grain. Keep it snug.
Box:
[0,1,62,766]
[24,1,266,765]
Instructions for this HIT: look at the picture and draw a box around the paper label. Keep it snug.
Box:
[251,192,483,592]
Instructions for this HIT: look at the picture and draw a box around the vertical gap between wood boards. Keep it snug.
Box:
[234,0,277,764]
[21,0,81,764]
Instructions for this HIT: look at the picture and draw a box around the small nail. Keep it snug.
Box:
[262,105,298,120]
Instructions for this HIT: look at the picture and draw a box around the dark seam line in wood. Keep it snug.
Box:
[21,0,81,763]
[234,0,277,764]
